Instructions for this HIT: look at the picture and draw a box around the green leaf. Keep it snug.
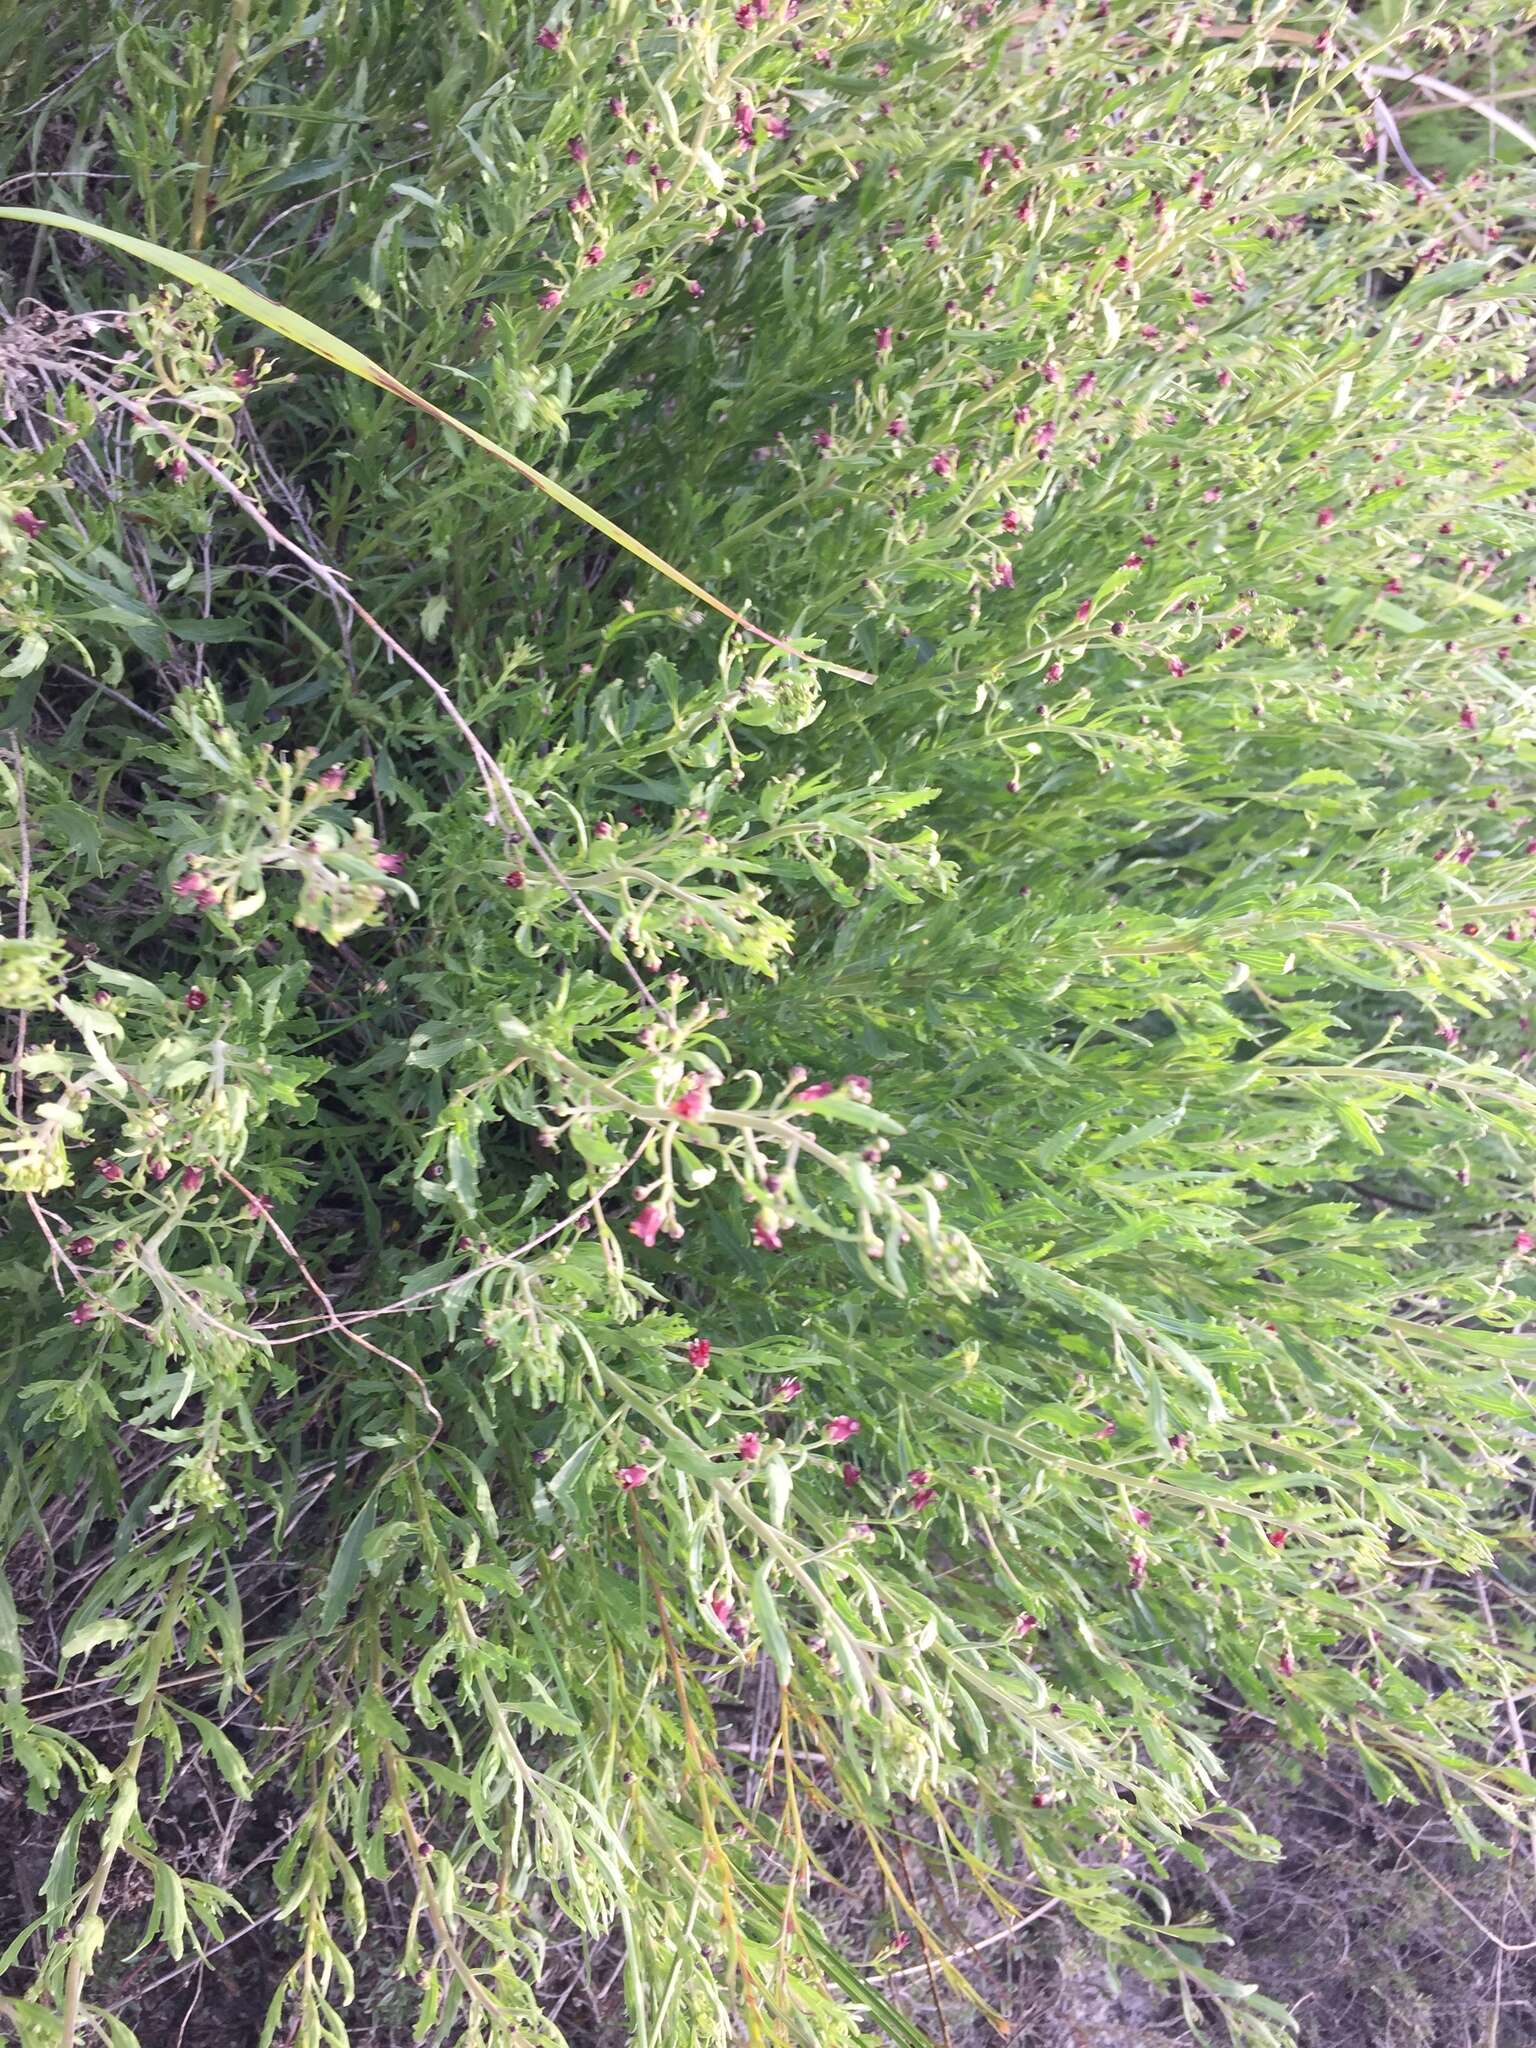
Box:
[319,1495,379,1630]
[59,1617,133,1663]
[750,1564,795,1684]
[174,1705,254,1800]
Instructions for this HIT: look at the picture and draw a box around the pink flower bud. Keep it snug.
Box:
[616,1463,649,1489]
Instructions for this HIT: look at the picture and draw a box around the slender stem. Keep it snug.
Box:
[189,0,251,252]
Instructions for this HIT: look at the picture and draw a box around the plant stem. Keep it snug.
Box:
[189,0,250,252]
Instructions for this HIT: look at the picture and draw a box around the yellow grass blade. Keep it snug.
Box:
[0,206,872,682]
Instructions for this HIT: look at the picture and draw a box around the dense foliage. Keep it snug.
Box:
[2,3,1535,2043]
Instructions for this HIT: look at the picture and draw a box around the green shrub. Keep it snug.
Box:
[1,4,1534,2045]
